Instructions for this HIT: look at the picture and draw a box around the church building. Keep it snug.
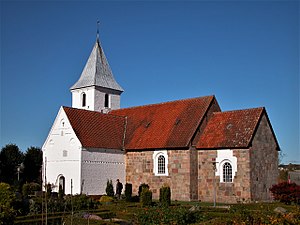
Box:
[42,33,279,203]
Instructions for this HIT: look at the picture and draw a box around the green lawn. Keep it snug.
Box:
[15,201,300,225]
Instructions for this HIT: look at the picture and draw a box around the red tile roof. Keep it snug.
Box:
[63,107,126,149]
[110,96,216,150]
[196,107,265,149]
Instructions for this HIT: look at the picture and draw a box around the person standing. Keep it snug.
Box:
[116,179,123,199]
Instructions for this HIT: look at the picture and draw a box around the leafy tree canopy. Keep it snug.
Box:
[0,144,24,185]
[23,147,43,183]
[0,182,16,224]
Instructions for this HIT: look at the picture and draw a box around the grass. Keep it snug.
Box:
[15,200,300,225]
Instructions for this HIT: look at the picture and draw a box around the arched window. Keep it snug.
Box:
[60,119,65,128]
[104,94,109,108]
[223,162,232,182]
[82,92,86,107]
[158,155,165,174]
[59,176,65,194]
[153,151,168,176]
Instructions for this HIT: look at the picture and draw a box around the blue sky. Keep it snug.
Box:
[1,1,299,164]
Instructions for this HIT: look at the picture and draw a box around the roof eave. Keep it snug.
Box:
[82,146,124,151]
[197,146,249,150]
[70,85,124,92]
[125,145,190,151]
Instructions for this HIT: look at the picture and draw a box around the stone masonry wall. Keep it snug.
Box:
[249,114,278,201]
[190,147,198,200]
[189,98,221,200]
[126,149,195,201]
[198,149,251,203]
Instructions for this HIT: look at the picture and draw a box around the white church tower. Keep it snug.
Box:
[43,30,126,195]
[70,33,124,113]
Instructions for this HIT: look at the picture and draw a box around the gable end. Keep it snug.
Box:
[247,108,280,151]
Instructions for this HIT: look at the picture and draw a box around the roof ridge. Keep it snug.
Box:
[111,95,215,112]
[212,107,264,115]
[62,106,127,120]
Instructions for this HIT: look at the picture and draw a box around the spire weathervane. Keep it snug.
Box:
[96,20,100,40]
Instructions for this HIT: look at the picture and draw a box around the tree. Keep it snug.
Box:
[0,183,16,225]
[23,147,43,183]
[269,182,300,204]
[0,144,24,186]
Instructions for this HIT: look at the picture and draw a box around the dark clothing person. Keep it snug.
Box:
[116,179,123,199]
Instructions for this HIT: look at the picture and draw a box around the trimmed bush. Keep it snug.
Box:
[269,182,300,204]
[105,179,114,197]
[159,185,171,207]
[22,183,41,197]
[70,194,97,211]
[138,183,149,197]
[125,183,132,201]
[99,195,114,203]
[140,187,152,207]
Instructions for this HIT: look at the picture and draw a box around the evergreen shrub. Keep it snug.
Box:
[140,187,152,207]
[125,183,132,201]
[105,179,114,197]
[159,185,171,207]
[138,183,149,197]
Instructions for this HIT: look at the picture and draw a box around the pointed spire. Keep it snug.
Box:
[70,29,124,92]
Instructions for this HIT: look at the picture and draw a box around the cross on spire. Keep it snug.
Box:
[96,20,100,40]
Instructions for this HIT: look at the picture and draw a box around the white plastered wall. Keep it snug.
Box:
[42,107,82,194]
[215,149,237,182]
[72,87,121,113]
[71,87,95,111]
[81,148,125,195]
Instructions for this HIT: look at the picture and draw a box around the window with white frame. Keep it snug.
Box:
[222,162,232,182]
[153,150,168,176]
[215,149,237,183]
